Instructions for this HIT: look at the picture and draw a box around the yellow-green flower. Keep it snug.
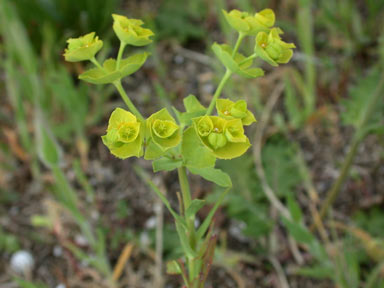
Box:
[101,108,144,159]
[216,99,256,126]
[147,108,181,151]
[112,14,154,46]
[64,32,103,62]
[255,28,296,66]
[193,116,250,159]
[222,9,275,35]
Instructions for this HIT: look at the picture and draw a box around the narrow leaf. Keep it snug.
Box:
[188,167,232,187]
[185,199,206,219]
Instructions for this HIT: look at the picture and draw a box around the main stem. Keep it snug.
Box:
[177,167,197,285]
[114,80,144,121]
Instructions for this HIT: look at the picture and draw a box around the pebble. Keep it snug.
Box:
[10,250,34,275]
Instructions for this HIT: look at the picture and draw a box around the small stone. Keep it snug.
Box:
[10,250,34,275]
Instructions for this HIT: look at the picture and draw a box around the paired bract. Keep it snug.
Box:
[64,32,103,62]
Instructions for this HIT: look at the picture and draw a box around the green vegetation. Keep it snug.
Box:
[0,0,383,287]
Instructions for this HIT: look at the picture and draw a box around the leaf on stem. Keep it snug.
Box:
[188,167,232,188]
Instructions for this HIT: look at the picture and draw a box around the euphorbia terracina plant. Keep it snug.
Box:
[64,9,294,288]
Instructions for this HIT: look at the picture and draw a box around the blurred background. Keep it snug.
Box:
[0,0,384,287]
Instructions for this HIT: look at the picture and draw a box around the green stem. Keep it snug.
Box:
[206,69,232,115]
[178,166,192,210]
[232,32,245,57]
[319,72,384,219]
[116,42,126,70]
[205,32,244,116]
[238,53,258,65]
[177,167,198,285]
[113,80,144,121]
[90,57,102,69]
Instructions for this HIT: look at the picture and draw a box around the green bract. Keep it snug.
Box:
[193,116,250,159]
[79,52,149,84]
[101,108,144,159]
[216,99,256,126]
[255,28,296,67]
[112,14,154,46]
[147,108,181,151]
[222,9,275,35]
[64,32,103,62]
[212,43,264,78]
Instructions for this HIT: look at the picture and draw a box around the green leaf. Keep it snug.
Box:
[296,266,334,279]
[144,139,166,160]
[181,127,216,168]
[196,187,230,241]
[281,217,314,244]
[183,94,206,113]
[153,157,183,172]
[185,199,206,219]
[287,194,302,223]
[36,119,61,168]
[188,167,232,188]
[284,75,304,128]
[166,260,182,275]
[119,52,149,78]
[175,221,197,258]
[134,165,187,229]
[79,58,121,84]
[212,43,264,78]
[180,110,207,126]
[341,68,383,129]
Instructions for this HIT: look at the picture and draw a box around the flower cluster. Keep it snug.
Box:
[101,108,181,159]
[63,10,295,163]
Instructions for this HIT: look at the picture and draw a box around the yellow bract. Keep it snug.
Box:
[64,32,103,62]
[222,9,275,35]
[112,14,154,46]
[101,108,144,159]
[255,28,296,66]
[193,116,251,159]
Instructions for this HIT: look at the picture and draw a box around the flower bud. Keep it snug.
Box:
[255,28,295,66]
[192,116,251,159]
[112,14,154,46]
[208,132,227,150]
[230,100,248,119]
[118,122,140,143]
[152,119,179,139]
[224,119,246,143]
[101,108,144,159]
[197,116,213,137]
[64,32,103,62]
[147,108,181,151]
[216,99,256,126]
[222,9,275,35]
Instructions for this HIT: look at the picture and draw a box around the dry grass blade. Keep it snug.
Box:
[113,243,134,282]
[252,82,291,219]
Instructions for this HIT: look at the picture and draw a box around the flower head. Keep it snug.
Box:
[147,108,181,151]
[222,9,275,35]
[255,28,296,66]
[216,99,256,126]
[64,32,103,62]
[193,116,250,159]
[102,108,144,159]
[112,14,154,46]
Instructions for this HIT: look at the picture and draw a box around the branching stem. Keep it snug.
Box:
[113,80,144,121]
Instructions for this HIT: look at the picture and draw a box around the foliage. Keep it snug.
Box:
[63,7,295,287]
